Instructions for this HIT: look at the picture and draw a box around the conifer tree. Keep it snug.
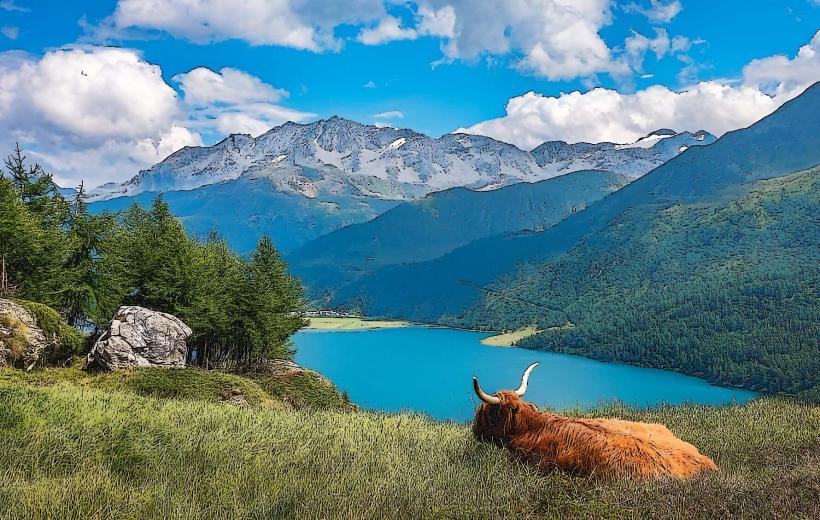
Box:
[249,236,306,359]
[3,143,67,225]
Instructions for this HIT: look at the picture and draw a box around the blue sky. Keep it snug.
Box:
[0,0,818,186]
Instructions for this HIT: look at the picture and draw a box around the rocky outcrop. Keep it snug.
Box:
[0,299,49,368]
[88,306,192,370]
[263,358,324,382]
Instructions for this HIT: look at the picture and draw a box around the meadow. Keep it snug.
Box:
[305,316,410,330]
[0,368,817,519]
[480,325,542,346]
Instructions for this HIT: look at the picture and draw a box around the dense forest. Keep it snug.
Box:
[0,145,306,369]
[456,168,820,400]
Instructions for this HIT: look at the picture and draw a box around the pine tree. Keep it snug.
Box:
[249,236,307,360]
[71,181,88,222]
[0,176,54,300]
[3,143,66,223]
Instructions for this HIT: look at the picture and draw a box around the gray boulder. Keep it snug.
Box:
[0,299,49,368]
[88,306,192,370]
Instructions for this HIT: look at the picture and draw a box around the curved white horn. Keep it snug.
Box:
[514,362,540,396]
[473,376,500,405]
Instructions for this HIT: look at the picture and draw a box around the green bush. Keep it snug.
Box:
[260,372,351,410]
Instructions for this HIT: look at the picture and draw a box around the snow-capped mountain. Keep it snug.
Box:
[532,129,715,178]
[88,117,544,201]
[88,117,714,202]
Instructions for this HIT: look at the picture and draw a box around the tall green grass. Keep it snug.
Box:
[0,370,817,519]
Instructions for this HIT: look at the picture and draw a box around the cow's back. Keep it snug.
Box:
[511,416,716,479]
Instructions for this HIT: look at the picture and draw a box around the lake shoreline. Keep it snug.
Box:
[480,326,541,347]
[303,316,498,334]
[294,325,756,421]
[302,318,760,398]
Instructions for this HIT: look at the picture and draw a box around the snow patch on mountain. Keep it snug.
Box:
[532,129,716,178]
[388,137,406,149]
[617,129,677,149]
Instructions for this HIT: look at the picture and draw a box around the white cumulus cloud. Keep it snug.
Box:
[0,47,201,187]
[623,28,671,69]
[417,5,456,38]
[414,0,620,80]
[174,67,288,105]
[623,0,682,23]
[173,67,314,138]
[357,16,417,45]
[742,30,820,98]
[460,83,785,149]
[95,0,693,82]
[460,33,820,149]
[208,103,314,137]
[105,0,386,51]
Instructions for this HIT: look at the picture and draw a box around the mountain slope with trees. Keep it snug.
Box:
[288,170,630,300]
[460,168,820,398]
[88,169,402,254]
[328,82,820,321]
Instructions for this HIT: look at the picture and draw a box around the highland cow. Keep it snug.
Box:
[472,363,717,480]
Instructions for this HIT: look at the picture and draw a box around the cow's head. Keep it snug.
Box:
[472,362,540,445]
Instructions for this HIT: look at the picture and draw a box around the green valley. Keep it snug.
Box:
[288,169,629,299]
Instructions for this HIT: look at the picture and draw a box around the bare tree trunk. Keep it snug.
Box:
[1,254,7,297]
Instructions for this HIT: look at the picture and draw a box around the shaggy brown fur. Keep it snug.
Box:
[473,391,717,480]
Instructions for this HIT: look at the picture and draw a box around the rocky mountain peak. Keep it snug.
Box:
[87,119,715,202]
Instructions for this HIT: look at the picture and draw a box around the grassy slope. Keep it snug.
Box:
[0,366,349,410]
[0,369,818,519]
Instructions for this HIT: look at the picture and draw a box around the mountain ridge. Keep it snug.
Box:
[88,117,714,202]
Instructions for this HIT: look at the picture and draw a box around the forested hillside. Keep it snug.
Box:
[458,168,820,398]
[89,174,400,254]
[289,170,629,300]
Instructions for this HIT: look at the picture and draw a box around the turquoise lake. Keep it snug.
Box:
[293,327,757,422]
